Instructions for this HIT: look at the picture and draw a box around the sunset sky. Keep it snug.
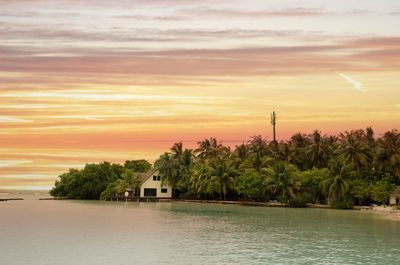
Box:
[0,0,399,190]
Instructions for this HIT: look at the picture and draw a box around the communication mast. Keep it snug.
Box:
[271,111,277,144]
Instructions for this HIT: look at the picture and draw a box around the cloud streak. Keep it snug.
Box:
[0,116,33,123]
[179,7,327,18]
[339,73,363,91]
[0,160,33,168]
[1,37,399,77]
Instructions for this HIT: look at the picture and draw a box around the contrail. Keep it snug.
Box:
[338,73,363,91]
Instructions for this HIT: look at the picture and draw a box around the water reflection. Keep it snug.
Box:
[1,198,399,265]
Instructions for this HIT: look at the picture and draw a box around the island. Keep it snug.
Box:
[51,127,400,210]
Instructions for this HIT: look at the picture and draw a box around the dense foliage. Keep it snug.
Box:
[51,129,400,208]
[154,128,399,208]
[50,160,149,199]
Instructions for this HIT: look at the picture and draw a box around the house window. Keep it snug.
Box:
[161,188,168,193]
[153,175,157,181]
[144,188,157,197]
[157,175,161,181]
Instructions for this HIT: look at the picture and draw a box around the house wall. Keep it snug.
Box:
[390,186,400,205]
[140,173,172,198]
[390,196,399,205]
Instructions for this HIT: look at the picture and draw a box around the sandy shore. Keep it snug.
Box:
[360,205,400,221]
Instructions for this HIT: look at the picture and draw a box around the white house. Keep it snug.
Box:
[389,186,400,206]
[136,169,172,199]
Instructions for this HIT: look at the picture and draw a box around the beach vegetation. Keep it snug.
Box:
[51,128,400,208]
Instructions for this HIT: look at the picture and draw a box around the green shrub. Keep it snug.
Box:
[330,200,353,209]
[289,193,312,208]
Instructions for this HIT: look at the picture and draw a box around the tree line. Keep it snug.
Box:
[51,128,400,208]
[155,128,399,208]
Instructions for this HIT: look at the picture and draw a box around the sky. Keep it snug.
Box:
[0,0,399,190]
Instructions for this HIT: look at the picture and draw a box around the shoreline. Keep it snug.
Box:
[0,198,24,201]
[359,205,400,221]
[5,196,400,221]
[177,199,290,207]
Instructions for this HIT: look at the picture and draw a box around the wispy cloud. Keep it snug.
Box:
[180,7,327,17]
[338,73,363,91]
[0,104,55,109]
[49,115,105,121]
[0,160,33,168]
[0,91,216,102]
[0,36,399,77]
[0,116,33,123]
[387,10,400,16]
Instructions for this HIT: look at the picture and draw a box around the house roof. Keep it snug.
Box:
[135,169,159,184]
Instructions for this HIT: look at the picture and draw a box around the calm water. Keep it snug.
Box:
[1,194,400,265]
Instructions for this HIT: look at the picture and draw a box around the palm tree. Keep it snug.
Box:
[322,160,352,205]
[166,142,195,197]
[327,135,339,152]
[337,131,371,173]
[290,132,310,169]
[181,149,193,170]
[155,153,179,198]
[208,158,237,200]
[191,161,218,199]
[263,162,301,203]
[306,130,331,169]
[171,141,184,160]
[177,148,194,192]
[191,161,204,197]
[240,154,272,173]
[233,143,250,168]
[375,130,400,179]
[248,135,269,157]
[366,127,376,146]
[121,169,141,195]
[352,129,366,141]
[291,132,310,148]
[100,169,142,201]
[195,137,227,159]
[100,181,119,200]
[274,142,296,163]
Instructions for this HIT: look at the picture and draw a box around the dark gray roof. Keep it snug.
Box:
[135,169,159,184]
